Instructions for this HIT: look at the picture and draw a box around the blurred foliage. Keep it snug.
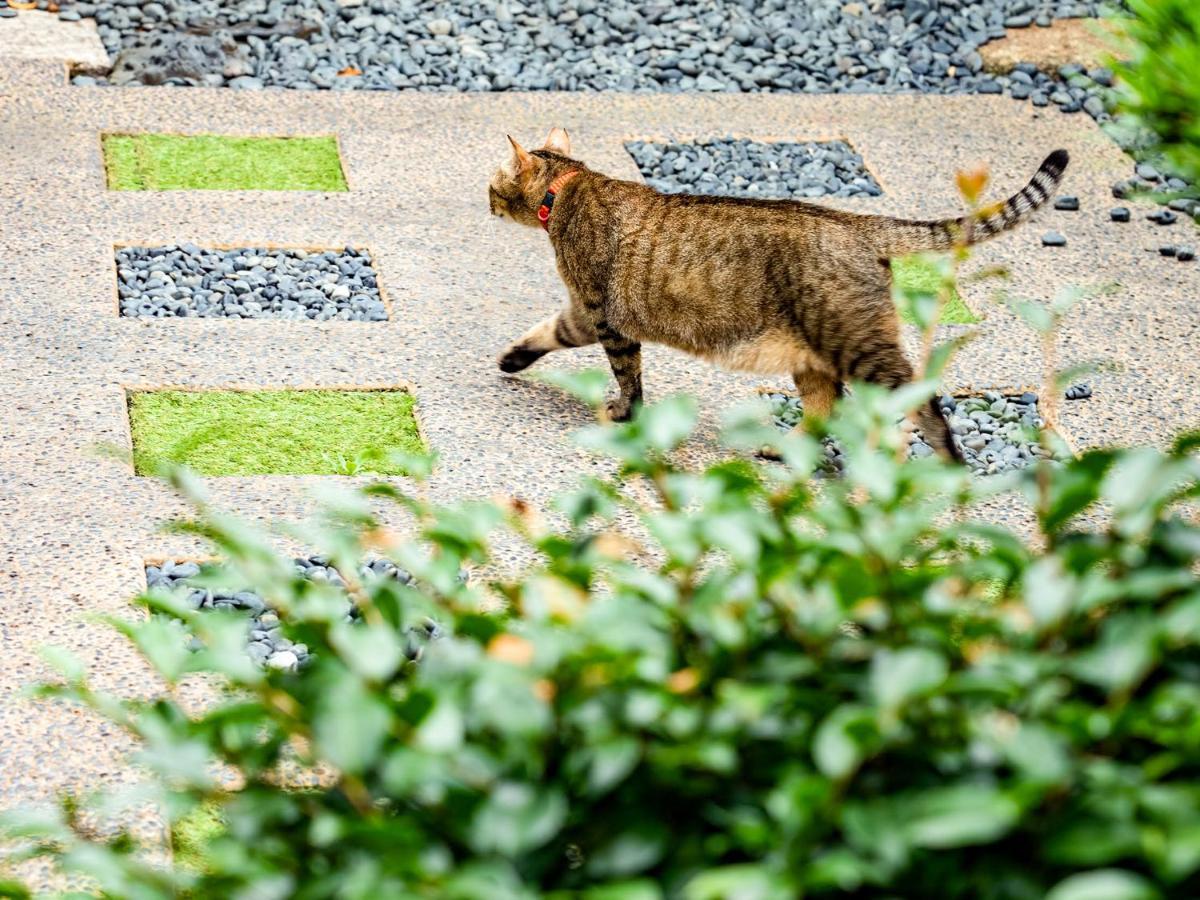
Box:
[1117,0,1200,189]
[3,373,1199,898]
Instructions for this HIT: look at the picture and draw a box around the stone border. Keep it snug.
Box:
[111,243,392,322]
[120,383,431,478]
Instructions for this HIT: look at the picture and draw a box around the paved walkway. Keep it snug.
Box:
[1,36,1197,814]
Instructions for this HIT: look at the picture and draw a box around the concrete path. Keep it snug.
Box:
[1,44,1197,815]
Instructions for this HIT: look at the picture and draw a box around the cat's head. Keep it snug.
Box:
[488,127,582,227]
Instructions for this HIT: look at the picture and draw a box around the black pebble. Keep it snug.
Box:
[1177,247,1196,262]
[1054,196,1079,211]
[1147,210,1178,225]
[1110,207,1130,222]
[1160,246,1177,257]
[1041,231,1067,247]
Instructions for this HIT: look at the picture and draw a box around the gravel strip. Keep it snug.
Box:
[626,139,881,200]
[116,245,387,321]
[146,556,444,671]
[63,0,1105,98]
[766,389,1060,476]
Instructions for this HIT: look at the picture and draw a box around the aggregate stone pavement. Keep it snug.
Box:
[1,55,1198,822]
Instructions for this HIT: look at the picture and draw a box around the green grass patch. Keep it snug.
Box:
[102,134,348,191]
[128,389,425,476]
[892,256,980,325]
[173,803,225,873]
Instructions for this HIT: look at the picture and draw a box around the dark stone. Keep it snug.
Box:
[109,33,245,86]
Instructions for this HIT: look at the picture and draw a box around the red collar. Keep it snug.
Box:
[537,169,581,230]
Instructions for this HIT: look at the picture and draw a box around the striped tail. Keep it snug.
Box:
[874,150,1069,257]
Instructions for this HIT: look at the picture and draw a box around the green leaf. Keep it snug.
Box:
[414,697,464,753]
[901,785,1020,849]
[1045,869,1161,900]
[585,737,641,794]
[38,646,85,683]
[313,671,392,773]
[582,881,663,900]
[330,621,404,682]
[586,823,667,878]
[190,613,262,684]
[1006,296,1055,333]
[530,368,611,407]
[111,615,192,682]
[469,782,566,856]
[869,648,947,710]
[638,394,698,451]
[1072,613,1161,694]
[1001,723,1071,784]
[813,705,876,780]
[1022,556,1075,628]
[684,864,793,900]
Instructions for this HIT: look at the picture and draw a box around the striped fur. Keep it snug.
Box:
[489,133,1068,460]
[874,150,1070,257]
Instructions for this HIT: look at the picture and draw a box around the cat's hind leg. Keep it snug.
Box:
[757,369,841,460]
[842,342,962,462]
[498,303,597,373]
[793,369,841,424]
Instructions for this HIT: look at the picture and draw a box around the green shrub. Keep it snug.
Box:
[3,374,1198,898]
[1117,0,1200,188]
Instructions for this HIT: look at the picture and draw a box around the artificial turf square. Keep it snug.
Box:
[891,256,980,325]
[128,389,425,476]
[102,134,348,192]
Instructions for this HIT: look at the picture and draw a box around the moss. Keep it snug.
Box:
[102,134,348,192]
[892,256,980,325]
[128,389,425,476]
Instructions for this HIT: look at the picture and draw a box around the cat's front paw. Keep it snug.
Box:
[498,343,547,374]
[602,398,636,423]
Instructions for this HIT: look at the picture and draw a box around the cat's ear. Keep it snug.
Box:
[507,134,533,173]
[543,127,572,156]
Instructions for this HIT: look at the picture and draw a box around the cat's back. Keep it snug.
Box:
[611,186,865,258]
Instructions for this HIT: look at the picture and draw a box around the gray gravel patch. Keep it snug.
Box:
[146,556,445,671]
[626,138,882,199]
[116,245,387,321]
[66,0,1105,99]
[766,388,1061,477]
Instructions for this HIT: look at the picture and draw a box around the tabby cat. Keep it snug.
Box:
[488,128,1069,459]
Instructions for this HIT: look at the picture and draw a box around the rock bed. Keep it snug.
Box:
[146,556,443,671]
[62,0,1105,98]
[116,245,387,321]
[626,139,882,200]
[766,389,1060,476]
